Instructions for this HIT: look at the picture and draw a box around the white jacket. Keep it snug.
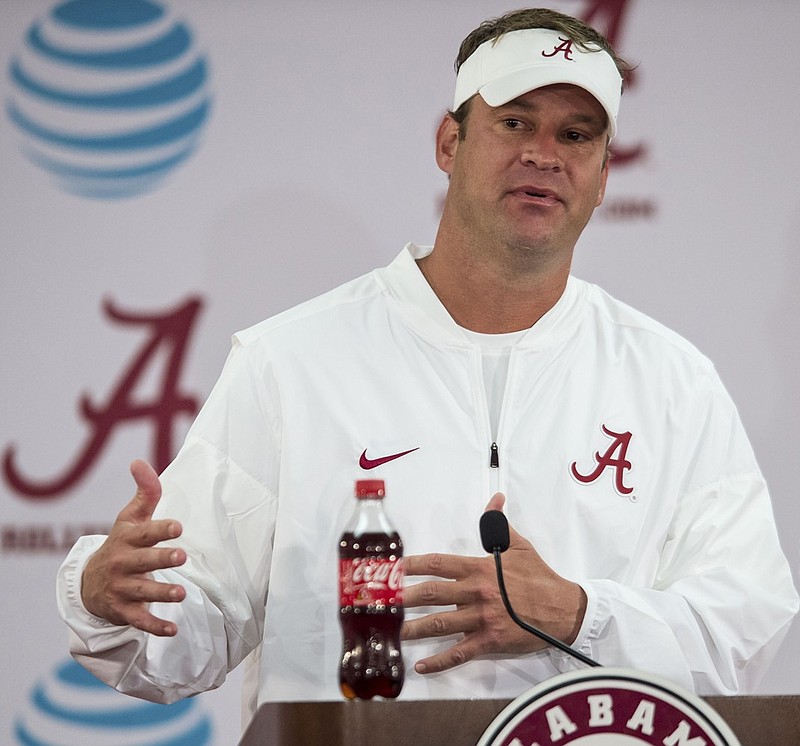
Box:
[57,244,798,724]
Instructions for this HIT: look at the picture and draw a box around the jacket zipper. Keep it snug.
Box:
[490,441,500,468]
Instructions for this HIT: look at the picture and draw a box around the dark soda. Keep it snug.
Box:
[338,480,404,699]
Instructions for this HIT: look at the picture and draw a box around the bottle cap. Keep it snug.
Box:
[354,479,385,499]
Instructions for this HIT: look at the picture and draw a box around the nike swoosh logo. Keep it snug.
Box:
[359,447,419,470]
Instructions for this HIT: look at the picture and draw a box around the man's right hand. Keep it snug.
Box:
[81,459,187,636]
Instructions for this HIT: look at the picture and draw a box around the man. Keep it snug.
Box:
[57,7,798,728]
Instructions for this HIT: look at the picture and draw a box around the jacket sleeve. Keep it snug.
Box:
[56,338,281,703]
[57,533,233,703]
[551,372,799,694]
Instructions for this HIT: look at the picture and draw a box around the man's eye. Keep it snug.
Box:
[565,130,589,142]
[503,119,524,129]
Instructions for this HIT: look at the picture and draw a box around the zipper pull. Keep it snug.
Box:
[490,442,499,468]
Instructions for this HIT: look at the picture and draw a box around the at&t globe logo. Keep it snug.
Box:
[15,659,213,745]
[6,0,211,199]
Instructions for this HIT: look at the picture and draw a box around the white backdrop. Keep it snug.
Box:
[2,1,798,743]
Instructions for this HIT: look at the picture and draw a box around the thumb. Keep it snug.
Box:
[120,459,163,523]
[482,493,534,552]
[506,517,531,550]
[484,492,506,513]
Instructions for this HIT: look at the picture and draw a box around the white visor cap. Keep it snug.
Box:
[453,28,622,138]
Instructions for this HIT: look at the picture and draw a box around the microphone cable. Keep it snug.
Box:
[480,510,600,668]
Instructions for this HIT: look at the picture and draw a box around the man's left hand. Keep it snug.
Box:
[401,493,587,674]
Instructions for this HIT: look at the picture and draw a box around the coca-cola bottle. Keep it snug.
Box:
[338,479,404,699]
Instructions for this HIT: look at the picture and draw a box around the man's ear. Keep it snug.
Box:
[595,160,609,208]
[435,114,460,175]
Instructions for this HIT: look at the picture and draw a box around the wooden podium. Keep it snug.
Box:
[239,696,800,745]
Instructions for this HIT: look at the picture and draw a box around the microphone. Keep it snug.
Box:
[480,509,510,553]
[479,510,600,668]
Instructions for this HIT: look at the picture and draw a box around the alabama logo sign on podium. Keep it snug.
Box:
[478,668,740,746]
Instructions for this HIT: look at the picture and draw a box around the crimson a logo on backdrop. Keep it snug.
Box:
[577,0,644,167]
[570,0,651,222]
[2,297,203,550]
[5,0,211,199]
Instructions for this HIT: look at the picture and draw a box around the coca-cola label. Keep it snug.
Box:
[339,557,404,608]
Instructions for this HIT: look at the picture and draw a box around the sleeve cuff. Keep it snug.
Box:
[548,579,599,670]
[56,534,131,632]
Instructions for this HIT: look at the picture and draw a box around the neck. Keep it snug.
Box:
[418,224,571,334]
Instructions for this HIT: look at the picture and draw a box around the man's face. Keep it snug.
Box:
[436,83,609,268]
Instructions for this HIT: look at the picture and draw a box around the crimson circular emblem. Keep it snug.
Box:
[478,668,740,746]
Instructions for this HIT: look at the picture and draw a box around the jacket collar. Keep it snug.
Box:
[376,243,586,350]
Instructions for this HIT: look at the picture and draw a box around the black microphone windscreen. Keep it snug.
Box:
[480,510,510,553]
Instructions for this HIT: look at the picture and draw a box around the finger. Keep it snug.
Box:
[118,576,186,605]
[403,578,476,609]
[403,552,480,580]
[484,492,506,512]
[118,545,187,574]
[402,607,480,641]
[121,518,183,550]
[413,636,485,674]
[123,606,180,637]
[119,459,163,524]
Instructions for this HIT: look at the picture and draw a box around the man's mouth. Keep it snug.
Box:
[513,187,561,203]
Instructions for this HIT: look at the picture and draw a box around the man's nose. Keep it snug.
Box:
[521,135,563,171]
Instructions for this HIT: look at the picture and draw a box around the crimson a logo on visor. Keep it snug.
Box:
[359,448,419,470]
